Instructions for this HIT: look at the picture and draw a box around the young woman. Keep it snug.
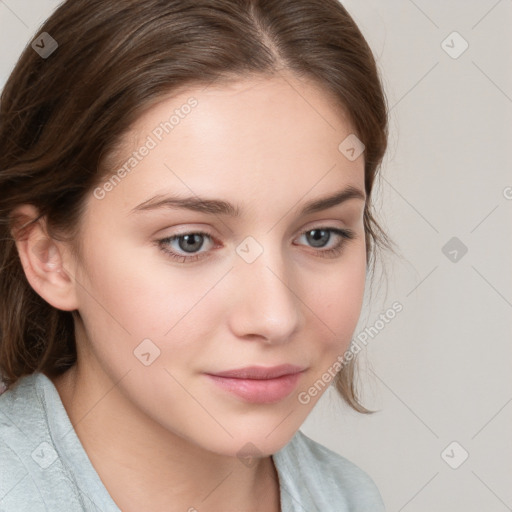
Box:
[0,1,394,510]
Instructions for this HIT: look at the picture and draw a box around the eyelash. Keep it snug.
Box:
[156,227,356,264]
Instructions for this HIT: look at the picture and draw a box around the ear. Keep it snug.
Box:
[10,204,79,312]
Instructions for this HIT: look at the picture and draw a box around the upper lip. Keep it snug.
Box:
[207,364,306,380]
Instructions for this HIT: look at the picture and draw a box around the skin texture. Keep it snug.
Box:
[14,72,367,512]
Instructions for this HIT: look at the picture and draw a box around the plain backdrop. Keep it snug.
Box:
[1,1,511,511]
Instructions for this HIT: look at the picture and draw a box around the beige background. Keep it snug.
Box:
[1,1,511,510]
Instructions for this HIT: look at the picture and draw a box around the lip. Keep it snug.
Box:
[205,365,307,404]
[208,364,306,379]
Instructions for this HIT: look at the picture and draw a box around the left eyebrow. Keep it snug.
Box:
[129,185,366,217]
[299,186,366,215]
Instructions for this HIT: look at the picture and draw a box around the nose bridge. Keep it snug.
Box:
[230,233,302,342]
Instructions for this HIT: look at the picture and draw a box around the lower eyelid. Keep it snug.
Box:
[158,227,354,262]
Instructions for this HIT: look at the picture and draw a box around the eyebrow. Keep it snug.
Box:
[130,185,366,217]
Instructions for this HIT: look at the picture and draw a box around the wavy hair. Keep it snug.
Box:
[0,0,394,412]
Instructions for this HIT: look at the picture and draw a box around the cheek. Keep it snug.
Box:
[74,226,366,373]
[306,242,367,353]
[73,235,226,366]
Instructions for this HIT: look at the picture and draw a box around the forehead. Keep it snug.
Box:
[91,73,365,218]
[110,73,357,165]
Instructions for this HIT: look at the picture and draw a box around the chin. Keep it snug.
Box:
[197,412,303,458]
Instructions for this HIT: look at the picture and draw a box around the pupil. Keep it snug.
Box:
[308,229,329,247]
[180,234,203,253]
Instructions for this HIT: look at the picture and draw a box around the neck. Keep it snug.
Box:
[49,364,281,512]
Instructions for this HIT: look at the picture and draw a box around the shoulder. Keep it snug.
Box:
[0,374,83,511]
[274,429,386,511]
[0,374,49,511]
[0,437,48,512]
[0,373,54,465]
[0,373,45,437]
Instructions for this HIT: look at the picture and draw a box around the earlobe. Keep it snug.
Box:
[11,204,79,312]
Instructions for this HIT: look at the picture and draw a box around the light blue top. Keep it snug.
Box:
[0,372,385,511]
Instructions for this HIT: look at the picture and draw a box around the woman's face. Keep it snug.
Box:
[68,73,367,457]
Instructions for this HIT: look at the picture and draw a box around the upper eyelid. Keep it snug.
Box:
[162,223,350,239]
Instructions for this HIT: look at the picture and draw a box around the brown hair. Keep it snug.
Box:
[0,0,394,412]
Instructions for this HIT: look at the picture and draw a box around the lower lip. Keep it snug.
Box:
[206,372,303,404]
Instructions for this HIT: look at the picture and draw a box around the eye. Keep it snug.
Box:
[156,227,356,264]
[295,227,355,258]
[157,231,215,263]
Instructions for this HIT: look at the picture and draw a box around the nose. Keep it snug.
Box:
[227,243,303,345]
